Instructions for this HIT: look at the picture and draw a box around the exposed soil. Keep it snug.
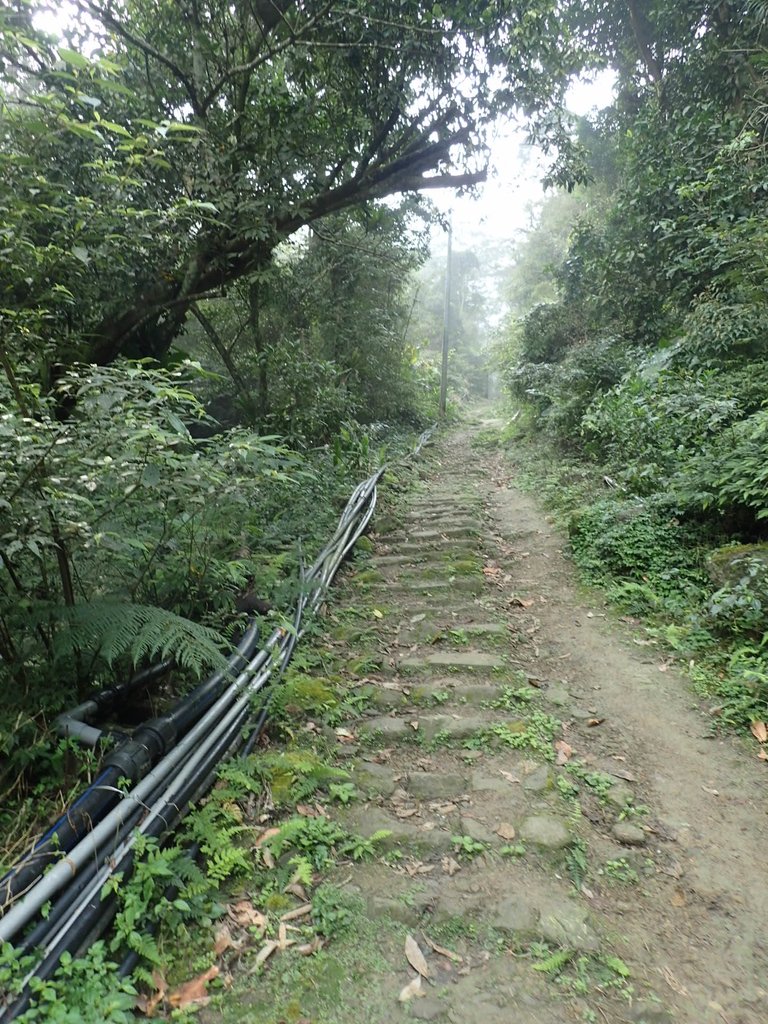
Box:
[211,415,768,1024]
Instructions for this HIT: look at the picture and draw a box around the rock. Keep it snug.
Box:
[459,816,496,844]
[408,772,467,800]
[491,894,540,937]
[519,815,572,850]
[629,1001,674,1023]
[368,889,435,928]
[358,716,412,740]
[339,807,453,855]
[470,770,509,794]
[612,822,647,846]
[605,782,634,810]
[706,543,768,588]
[522,766,552,794]
[460,750,483,763]
[543,685,570,708]
[538,898,599,952]
[411,996,446,1021]
[400,651,504,671]
[419,715,490,742]
[351,763,398,798]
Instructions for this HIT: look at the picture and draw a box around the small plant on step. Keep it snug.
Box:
[451,834,488,859]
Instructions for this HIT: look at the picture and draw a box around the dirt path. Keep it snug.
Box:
[212,418,767,1024]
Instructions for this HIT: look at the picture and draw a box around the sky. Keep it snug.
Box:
[432,69,616,256]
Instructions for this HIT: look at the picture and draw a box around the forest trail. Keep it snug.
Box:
[213,414,767,1024]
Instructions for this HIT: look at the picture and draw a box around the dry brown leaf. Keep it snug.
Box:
[423,935,462,963]
[510,596,535,608]
[255,827,281,847]
[758,748,768,762]
[280,903,312,922]
[496,822,516,841]
[296,803,320,817]
[405,935,430,978]
[431,802,457,815]
[670,889,686,907]
[498,769,520,784]
[285,882,308,901]
[228,900,267,931]
[251,940,279,972]
[750,720,768,743]
[554,739,573,766]
[398,975,424,1003]
[297,936,324,956]
[441,856,461,876]
[277,922,297,952]
[586,717,605,727]
[135,970,167,1018]
[214,923,236,957]
[261,848,276,869]
[167,966,219,1009]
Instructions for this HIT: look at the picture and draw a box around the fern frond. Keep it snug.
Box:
[50,600,228,677]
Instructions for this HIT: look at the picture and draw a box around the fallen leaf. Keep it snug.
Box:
[750,720,768,743]
[214,923,235,957]
[609,768,638,783]
[758,748,768,762]
[251,940,279,972]
[405,934,430,978]
[430,802,457,815]
[228,900,267,931]
[498,769,520,784]
[297,936,324,956]
[510,596,535,608]
[285,882,308,901]
[135,970,167,1017]
[586,717,605,727]
[394,806,419,818]
[398,975,424,1002]
[441,855,461,876]
[296,803,320,817]
[670,889,686,907]
[167,966,219,1009]
[280,903,312,922]
[554,739,573,766]
[409,720,419,731]
[496,822,516,841]
[373,608,384,619]
[423,934,462,963]
[255,827,281,847]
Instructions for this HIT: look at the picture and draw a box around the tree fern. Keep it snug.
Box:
[50,600,228,677]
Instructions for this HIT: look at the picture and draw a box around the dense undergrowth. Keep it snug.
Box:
[491,4,768,743]
[0,417,429,1022]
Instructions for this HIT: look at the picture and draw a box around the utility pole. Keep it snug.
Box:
[439,214,452,419]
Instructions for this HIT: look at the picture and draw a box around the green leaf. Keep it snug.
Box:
[58,48,91,70]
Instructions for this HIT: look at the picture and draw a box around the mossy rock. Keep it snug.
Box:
[706,543,768,588]
[355,535,375,554]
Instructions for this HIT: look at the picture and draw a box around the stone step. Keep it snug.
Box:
[397,649,505,673]
[368,678,511,710]
[381,524,482,544]
[381,577,484,596]
[358,711,494,742]
[392,540,480,556]
[395,620,508,646]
